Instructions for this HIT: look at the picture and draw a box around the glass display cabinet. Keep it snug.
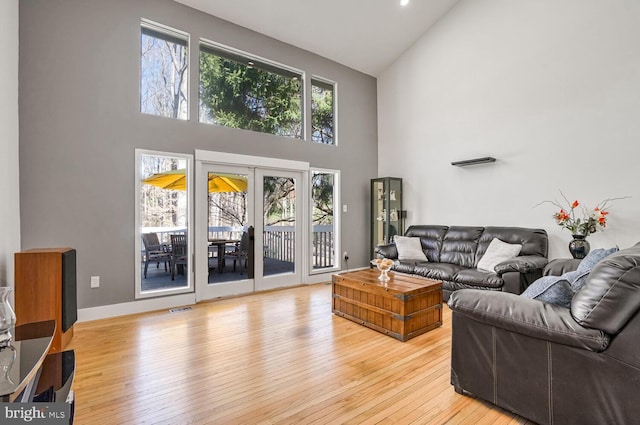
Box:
[371,177,404,258]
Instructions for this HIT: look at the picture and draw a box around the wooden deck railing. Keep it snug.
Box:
[143,225,334,269]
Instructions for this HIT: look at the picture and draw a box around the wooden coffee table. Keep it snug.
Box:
[332,269,442,341]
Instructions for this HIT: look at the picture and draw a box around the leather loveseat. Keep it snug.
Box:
[375,225,548,300]
[448,243,640,425]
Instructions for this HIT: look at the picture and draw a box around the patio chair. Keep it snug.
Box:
[142,233,170,278]
[170,234,188,281]
[224,232,249,274]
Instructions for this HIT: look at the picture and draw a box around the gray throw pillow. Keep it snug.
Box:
[394,235,428,261]
[522,275,573,308]
[477,238,522,272]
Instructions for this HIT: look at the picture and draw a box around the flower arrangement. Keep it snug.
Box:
[537,191,628,237]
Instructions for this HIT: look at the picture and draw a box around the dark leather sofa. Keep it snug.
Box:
[448,243,640,425]
[375,225,548,300]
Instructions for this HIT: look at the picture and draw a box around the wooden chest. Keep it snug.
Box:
[332,269,442,341]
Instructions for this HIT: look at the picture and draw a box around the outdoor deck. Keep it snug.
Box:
[141,257,295,292]
[141,226,334,293]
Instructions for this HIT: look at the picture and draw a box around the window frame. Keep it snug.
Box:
[135,149,194,299]
[140,19,191,120]
[198,38,306,139]
[310,76,337,146]
[309,168,340,275]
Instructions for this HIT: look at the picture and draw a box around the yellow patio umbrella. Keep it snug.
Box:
[143,169,248,192]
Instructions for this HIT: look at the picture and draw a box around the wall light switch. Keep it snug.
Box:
[343,204,348,213]
[91,276,100,288]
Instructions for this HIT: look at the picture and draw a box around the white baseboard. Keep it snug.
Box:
[306,267,368,284]
[77,269,368,323]
[306,272,335,284]
[77,293,196,322]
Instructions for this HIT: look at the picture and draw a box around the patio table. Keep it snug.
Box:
[209,239,239,273]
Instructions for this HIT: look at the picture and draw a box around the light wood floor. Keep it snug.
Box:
[68,283,533,425]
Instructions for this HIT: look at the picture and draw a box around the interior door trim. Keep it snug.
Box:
[195,149,309,171]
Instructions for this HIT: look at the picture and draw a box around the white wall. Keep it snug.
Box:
[0,0,20,288]
[378,0,640,259]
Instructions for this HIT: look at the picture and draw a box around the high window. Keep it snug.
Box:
[140,20,189,120]
[199,41,303,139]
[311,169,339,271]
[311,78,335,145]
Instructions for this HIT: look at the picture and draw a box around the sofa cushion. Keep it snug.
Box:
[414,263,466,282]
[404,225,448,262]
[521,275,574,308]
[440,226,484,268]
[453,268,504,288]
[572,245,640,334]
[392,260,424,274]
[393,235,428,261]
[477,226,548,258]
[477,238,522,272]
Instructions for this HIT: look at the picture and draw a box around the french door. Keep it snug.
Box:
[195,162,304,301]
[254,169,303,291]
[195,164,254,300]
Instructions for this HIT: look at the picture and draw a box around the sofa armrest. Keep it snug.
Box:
[494,255,548,276]
[374,243,398,259]
[448,289,610,351]
[543,258,581,276]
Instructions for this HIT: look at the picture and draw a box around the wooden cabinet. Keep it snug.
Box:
[15,248,77,353]
[371,177,404,257]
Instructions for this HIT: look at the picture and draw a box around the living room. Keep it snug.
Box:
[2,0,640,423]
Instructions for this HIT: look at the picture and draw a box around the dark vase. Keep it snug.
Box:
[569,234,590,259]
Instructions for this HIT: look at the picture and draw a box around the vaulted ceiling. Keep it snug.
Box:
[174,0,460,76]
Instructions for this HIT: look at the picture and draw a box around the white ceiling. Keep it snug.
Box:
[174,0,460,76]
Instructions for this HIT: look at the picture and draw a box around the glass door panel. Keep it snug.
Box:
[311,170,338,272]
[136,151,193,299]
[263,176,296,276]
[255,169,302,290]
[195,164,254,300]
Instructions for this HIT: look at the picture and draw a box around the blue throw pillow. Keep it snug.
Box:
[569,270,591,293]
[522,275,573,308]
[576,247,619,274]
[522,247,619,307]
[572,247,619,292]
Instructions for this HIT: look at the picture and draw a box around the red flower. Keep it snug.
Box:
[572,200,579,208]
[554,209,569,223]
[595,207,609,226]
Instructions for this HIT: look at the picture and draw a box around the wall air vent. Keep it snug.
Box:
[451,157,496,167]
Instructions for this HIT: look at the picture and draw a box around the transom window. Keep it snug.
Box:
[140,20,189,120]
[199,41,303,139]
[311,78,335,145]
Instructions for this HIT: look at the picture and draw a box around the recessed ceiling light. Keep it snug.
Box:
[400,0,409,6]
